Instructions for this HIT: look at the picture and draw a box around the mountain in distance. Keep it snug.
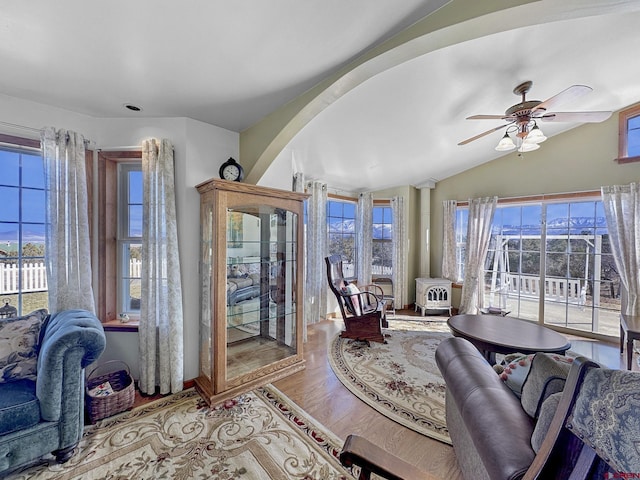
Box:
[328,219,392,239]
[0,228,45,244]
[330,216,608,238]
[497,217,608,236]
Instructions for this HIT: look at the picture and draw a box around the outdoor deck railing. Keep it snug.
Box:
[494,274,586,305]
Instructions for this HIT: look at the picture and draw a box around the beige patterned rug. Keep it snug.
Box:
[329,319,452,444]
[8,385,356,480]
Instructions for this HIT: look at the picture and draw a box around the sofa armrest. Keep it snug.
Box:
[36,309,106,422]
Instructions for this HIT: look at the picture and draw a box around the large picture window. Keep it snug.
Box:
[456,194,620,338]
[0,143,47,315]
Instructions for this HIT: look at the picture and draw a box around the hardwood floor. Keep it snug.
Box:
[273,314,463,480]
[131,308,633,480]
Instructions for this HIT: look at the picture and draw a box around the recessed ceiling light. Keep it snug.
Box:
[123,103,143,112]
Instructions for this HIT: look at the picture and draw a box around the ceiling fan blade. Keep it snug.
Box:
[538,111,612,123]
[531,85,592,114]
[466,114,511,120]
[458,124,508,146]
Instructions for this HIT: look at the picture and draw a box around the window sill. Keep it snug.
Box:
[615,155,640,164]
[103,319,139,332]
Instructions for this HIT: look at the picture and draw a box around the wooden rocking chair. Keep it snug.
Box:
[325,255,388,343]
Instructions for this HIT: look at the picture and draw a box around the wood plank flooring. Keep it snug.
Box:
[272,315,463,480]
[132,309,632,479]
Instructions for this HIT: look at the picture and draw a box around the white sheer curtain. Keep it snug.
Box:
[601,183,640,316]
[304,180,327,340]
[42,127,95,313]
[458,196,497,314]
[357,192,373,285]
[442,200,458,282]
[139,139,184,395]
[292,172,305,193]
[391,196,406,311]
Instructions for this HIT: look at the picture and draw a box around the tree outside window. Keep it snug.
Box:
[327,199,356,278]
[372,205,392,276]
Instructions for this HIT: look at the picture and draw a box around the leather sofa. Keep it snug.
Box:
[435,336,570,480]
[0,309,106,474]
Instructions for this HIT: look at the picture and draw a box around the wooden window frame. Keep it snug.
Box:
[616,102,640,164]
[96,150,141,331]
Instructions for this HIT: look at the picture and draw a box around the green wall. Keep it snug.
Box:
[372,185,421,308]
[430,113,640,287]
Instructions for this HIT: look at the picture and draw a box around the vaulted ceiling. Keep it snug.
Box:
[2,1,640,191]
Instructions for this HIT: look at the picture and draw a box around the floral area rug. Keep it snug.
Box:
[8,386,357,480]
[329,321,452,445]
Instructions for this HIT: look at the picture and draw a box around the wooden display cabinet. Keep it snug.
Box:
[194,179,308,406]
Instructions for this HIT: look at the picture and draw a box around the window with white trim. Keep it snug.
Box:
[326,199,357,278]
[118,163,142,316]
[372,204,392,276]
[455,194,620,338]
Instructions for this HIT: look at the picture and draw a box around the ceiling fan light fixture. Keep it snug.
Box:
[461,81,612,155]
[518,141,540,153]
[495,133,516,151]
[525,124,547,144]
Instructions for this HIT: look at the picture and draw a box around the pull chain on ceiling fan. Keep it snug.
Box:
[458,81,612,153]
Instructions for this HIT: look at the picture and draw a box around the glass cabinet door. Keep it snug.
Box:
[196,178,307,406]
[224,205,298,382]
[199,198,213,383]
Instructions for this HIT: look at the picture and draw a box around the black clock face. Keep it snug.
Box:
[219,158,244,181]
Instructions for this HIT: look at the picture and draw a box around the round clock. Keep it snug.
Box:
[219,157,244,182]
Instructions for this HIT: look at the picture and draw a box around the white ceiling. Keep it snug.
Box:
[2,1,640,192]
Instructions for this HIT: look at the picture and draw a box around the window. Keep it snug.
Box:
[0,141,47,315]
[96,150,143,324]
[326,199,356,278]
[372,204,392,276]
[454,207,468,282]
[118,163,142,316]
[455,194,620,338]
[617,103,640,163]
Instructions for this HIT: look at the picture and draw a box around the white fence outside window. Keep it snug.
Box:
[0,259,142,294]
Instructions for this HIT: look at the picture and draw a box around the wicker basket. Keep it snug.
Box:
[85,360,135,423]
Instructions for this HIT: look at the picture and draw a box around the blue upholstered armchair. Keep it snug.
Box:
[0,309,106,474]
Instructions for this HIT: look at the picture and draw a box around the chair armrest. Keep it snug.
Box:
[356,291,383,313]
[522,356,600,480]
[339,435,435,480]
[361,284,384,297]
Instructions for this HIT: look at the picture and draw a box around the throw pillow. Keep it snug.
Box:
[493,353,535,397]
[521,352,573,418]
[341,283,362,316]
[530,391,562,453]
[0,309,48,383]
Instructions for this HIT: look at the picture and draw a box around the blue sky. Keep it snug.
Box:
[0,151,145,244]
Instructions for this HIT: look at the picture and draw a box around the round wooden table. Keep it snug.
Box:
[447,314,571,364]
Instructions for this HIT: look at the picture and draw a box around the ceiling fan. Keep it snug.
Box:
[458,81,612,152]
